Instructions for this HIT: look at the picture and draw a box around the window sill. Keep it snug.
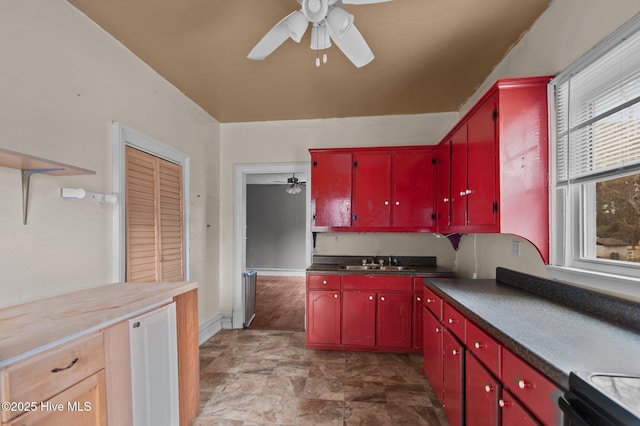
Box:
[546,265,640,302]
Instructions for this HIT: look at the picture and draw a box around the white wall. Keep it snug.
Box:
[219,113,458,313]
[0,0,221,326]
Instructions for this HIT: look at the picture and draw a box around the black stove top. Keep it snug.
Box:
[569,371,640,425]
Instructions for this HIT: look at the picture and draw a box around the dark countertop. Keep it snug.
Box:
[424,270,640,390]
[307,255,453,277]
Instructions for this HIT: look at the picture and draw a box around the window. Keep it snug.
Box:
[550,14,640,292]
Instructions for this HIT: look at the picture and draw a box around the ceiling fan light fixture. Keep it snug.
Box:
[286,184,302,195]
[283,10,309,42]
[327,7,354,37]
[310,23,331,50]
[302,0,329,23]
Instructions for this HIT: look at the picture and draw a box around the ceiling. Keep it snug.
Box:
[68,0,551,123]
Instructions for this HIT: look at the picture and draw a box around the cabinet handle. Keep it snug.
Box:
[498,399,509,408]
[474,341,483,349]
[484,385,493,393]
[416,297,421,302]
[426,298,434,303]
[322,280,327,285]
[447,318,456,324]
[466,189,472,195]
[133,321,141,328]
[443,198,449,203]
[460,191,466,196]
[51,357,79,373]
[395,201,400,206]
[452,349,458,356]
[518,379,531,389]
[384,201,389,206]
[380,296,386,301]
[435,327,440,333]
[368,295,374,301]
[334,294,338,299]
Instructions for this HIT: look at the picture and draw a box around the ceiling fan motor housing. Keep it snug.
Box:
[302,0,329,23]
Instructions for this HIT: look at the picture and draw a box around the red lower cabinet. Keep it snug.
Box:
[423,307,444,404]
[500,390,539,426]
[466,352,500,426]
[306,290,341,345]
[341,290,376,347]
[377,292,412,349]
[412,291,423,351]
[443,329,464,426]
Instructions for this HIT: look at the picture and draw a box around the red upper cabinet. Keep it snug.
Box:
[310,146,436,232]
[392,149,436,228]
[310,151,352,230]
[435,141,452,230]
[436,77,552,262]
[352,152,392,227]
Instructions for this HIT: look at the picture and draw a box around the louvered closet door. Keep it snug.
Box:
[126,147,184,282]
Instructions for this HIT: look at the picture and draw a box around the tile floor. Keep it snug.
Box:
[194,329,449,425]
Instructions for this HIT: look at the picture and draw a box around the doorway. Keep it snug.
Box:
[232,163,311,329]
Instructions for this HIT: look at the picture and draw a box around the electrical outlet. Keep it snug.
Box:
[472,272,478,279]
[511,240,521,256]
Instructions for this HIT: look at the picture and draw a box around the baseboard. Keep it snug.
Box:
[249,268,306,276]
[198,313,246,345]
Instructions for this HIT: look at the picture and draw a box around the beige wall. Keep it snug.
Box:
[218,113,458,312]
[452,0,640,279]
[0,0,221,326]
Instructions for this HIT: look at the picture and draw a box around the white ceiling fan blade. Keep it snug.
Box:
[247,11,309,60]
[341,0,392,4]
[327,21,374,67]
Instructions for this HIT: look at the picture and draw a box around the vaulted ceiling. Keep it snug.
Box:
[69,0,550,123]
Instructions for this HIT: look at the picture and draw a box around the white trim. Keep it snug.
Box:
[111,122,191,283]
[232,162,311,329]
[547,266,640,301]
[198,314,223,345]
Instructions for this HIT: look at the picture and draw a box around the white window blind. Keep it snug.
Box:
[555,27,640,183]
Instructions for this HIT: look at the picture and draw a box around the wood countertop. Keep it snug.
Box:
[0,282,197,367]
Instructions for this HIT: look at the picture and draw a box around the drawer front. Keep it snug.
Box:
[443,302,466,341]
[465,320,500,378]
[307,274,341,290]
[342,275,412,291]
[422,286,443,320]
[501,347,560,426]
[1,332,105,422]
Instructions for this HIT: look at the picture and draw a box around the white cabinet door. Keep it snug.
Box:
[129,303,179,426]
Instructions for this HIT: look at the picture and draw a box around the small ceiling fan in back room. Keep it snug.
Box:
[274,174,306,195]
[247,0,392,68]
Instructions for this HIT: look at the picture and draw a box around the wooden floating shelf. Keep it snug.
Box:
[0,147,96,224]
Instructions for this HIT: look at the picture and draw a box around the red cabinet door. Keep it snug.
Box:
[306,290,341,345]
[466,94,498,227]
[449,124,468,229]
[423,307,444,404]
[465,352,499,426]
[352,152,391,227]
[311,152,352,229]
[435,141,451,232]
[341,290,376,347]
[392,149,435,228]
[500,390,539,426]
[377,292,412,349]
[443,329,464,426]
[412,292,423,350]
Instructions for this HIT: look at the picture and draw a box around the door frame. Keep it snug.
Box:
[112,122,191,283]
[232,162,311,329]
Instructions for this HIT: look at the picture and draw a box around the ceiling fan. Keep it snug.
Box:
[274,174,306,194]
[247,0,391,68]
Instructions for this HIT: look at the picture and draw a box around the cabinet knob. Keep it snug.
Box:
[448,318,456,324]
[426,298,434,303]
[452,349,458,356]
[384,201,389,206]
[369,295,374,301]
[518,379,531,389]
[435,327,440,333]
[474,341,483,349]
[443,198,449,203]
[322,280,327,285]
[133,321,141,328]
[460,191,466,196]
[333,294,338,299]
[484,385,493,393]
[498,399,509,408]
[395,201,400,206]
[416,297,421,302]
[466,189,472,195]
[380,296,386,301]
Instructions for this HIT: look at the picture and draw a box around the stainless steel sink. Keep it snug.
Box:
[338,265,413,271]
